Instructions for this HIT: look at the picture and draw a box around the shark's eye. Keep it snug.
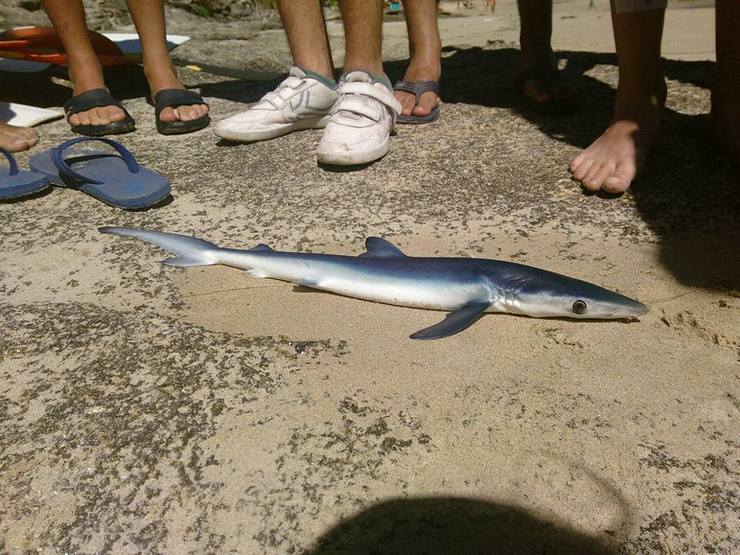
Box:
[572,300,588,315]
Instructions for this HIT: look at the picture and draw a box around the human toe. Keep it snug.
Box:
[584,162,616,191]
[572,157,595,182]
[569,151,588,174]
[22,131,39,149]
[602,166,635,194]
[158,106,178,123]
[106,106,127,123]
[523,79,552,105]
[88,108,108,127]
[395,91,416,116]
[412,91,438,117]
[20,127,38,144]
[179,104,207,122]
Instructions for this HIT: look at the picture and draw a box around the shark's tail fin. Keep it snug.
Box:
[99,227,222,267]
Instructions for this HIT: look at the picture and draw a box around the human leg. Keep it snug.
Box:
[569,0,666,193]
[41,0,131,133]
[395,0,441,119]
[711,0,740,166]
[514,0,577,113]
[125,0,209,132]
[317,0,401,165]
[213,0,338,142]
[279,0,335,80]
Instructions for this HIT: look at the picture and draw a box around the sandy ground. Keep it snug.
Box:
[1,1,738,554]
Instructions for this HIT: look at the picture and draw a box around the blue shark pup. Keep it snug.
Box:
[99,227,648,340]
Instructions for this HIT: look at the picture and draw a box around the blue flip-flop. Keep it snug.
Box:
[29,137,171,209]
[0,148,50,200]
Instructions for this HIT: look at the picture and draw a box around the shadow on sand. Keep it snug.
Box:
[306,496,620,555]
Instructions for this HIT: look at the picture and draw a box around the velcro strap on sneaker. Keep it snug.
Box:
[263,91,288,109]
[333,95,381,121]
[339,82,402,117]
[283,76,303,89]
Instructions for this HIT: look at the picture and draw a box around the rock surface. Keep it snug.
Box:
[1,2,737,554]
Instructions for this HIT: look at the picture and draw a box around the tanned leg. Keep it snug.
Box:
[278,0,335,80]
[396,0,441,117]
[41,0,126,128]
[515,0,574,108]
[125,0,208,124]
[339,0,384,76]
[711,0,740,166]
[569,1,666,193]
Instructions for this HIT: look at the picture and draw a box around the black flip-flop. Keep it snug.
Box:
[64,88,136,137]
[394,80,441,124]
[153,89,210,135]
[514,67,580,115]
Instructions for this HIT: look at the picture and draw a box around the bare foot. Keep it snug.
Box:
[569,81,666,194]
[146,63,209,124]
[394,61,440,119]
[0,122,39,152]
[515,65,577,114]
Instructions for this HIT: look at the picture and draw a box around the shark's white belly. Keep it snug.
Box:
[316,274,479,310]
[234,254,486,311]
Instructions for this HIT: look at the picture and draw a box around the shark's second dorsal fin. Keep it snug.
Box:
[248,243,274,252]
[359,237,407,258]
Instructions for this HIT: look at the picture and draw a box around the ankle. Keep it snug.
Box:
[68,62,106,95]
[615,76,666,114]
[405,57,441,81]
[519,44,555,70]
[293,56,334,82]
[343,59,384,77]
[143,58,181,91]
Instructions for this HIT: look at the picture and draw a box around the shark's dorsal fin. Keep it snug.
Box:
[359,237,407,258]
[248,243,274,252]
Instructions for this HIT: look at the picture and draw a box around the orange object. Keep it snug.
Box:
[0,26,130,66]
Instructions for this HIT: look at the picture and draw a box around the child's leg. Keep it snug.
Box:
[125,0,208,124]
[340,0,385,76]
[712,0,740,166]
[278,0,335,80]
[41,0,127,129]
[515,0,576,112]
[396,0,442,118]
[569,0,666,193]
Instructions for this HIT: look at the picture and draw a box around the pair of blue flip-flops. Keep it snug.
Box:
[1,137,170,209]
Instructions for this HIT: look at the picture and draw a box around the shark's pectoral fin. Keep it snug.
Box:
[410,301,491,340]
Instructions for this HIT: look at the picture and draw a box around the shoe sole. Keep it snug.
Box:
[213,115,329,142]
[316,136,390,166]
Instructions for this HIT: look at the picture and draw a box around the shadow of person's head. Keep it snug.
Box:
[308,496,620,555]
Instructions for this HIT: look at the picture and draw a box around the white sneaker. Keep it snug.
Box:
[213,66,338,142]
[316,71,402,165]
